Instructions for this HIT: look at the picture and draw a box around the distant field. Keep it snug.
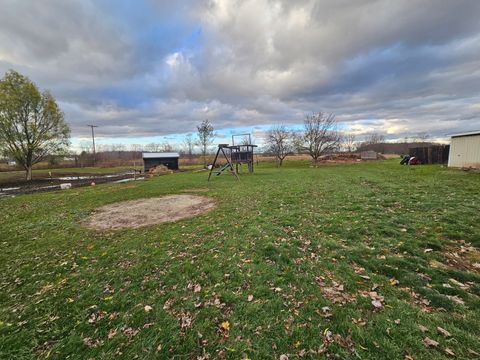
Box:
[1,160,479,359]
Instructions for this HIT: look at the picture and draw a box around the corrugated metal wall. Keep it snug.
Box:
[448,134,480,168]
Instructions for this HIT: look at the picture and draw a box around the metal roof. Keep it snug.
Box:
[142,152,180,159]
[449,130,480,138]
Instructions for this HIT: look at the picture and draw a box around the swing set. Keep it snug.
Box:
[207,134,257,181]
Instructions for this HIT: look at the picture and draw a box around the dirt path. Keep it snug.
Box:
[83,194,217,230]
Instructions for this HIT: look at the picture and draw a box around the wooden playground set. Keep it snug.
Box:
[208,134,257,181]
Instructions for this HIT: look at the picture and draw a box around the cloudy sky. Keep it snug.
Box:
[1,0,479,149]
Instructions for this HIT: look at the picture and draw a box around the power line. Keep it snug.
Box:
[87,125,98,166]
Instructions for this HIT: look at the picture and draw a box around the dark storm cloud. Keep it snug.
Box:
[0,0,479,145]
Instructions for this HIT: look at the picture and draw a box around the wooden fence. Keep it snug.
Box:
[409,145,450,164]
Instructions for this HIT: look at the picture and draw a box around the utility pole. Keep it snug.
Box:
[87,125,98,166]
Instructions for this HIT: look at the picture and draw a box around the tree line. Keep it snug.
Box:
[1,70,433,179]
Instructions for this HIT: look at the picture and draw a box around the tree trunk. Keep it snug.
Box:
[25,166,32,181]
[203,145,207,168]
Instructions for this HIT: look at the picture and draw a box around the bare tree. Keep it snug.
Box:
[129,144,141,152]
[364,132,385,144]
[266,125,293,167]
[414,132,430,143]
[344,133,357,153]
[145,143,162,152]
[161,142,174,152]
[183,133,195,157]
[300,112,341,166]
[197,119,214,167]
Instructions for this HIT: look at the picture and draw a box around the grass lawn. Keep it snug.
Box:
[1,160,479,359]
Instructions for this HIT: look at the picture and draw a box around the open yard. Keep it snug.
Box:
[0,160,479,359]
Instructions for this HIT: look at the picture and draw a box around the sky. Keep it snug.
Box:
[1,0,480,151]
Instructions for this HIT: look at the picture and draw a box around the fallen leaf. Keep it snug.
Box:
[418,325,429,333]
[423,337,439,348]
[437,327,451,337]
[468,349,480,356]
[446,295,465,305]
[279,355,288,360]
[194,284,202,293]
[372,300,383,309]
[180,313,193,330]
[404,355,414,360]
[247,295,254,302]
[444,348,455,356]
[424,248,433,253]
[144,305,153,313]
[220,320,230,331]
[394,319,401,325]
[107,328,117,339]
[389,278,400,286]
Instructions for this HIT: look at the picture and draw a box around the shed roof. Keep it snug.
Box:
[142,152,180,159]
[449,130,480,138]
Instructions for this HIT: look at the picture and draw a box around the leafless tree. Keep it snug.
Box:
[344,133,357,153]
[161,142,174,152]
[183,133,195,157]
[145,143,162,152]
[414,132,430,143]
[364,132,385,144]
[130,144,143,152]
[266,125,293,167]
[300,112,341,166]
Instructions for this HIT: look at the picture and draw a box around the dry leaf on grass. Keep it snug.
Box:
[107,328,117,339]
[389,278,400,286]
[180,313,193,330]
[423,337,439,348]
[418,325,429,333]
[446,295,465,305]
[315,277,355,304]
[437,327,451,337]
[444,348,455,356]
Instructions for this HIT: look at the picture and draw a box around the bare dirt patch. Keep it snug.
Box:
[83,194,216,230]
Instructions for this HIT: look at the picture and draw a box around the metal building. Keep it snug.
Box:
[448,131,480,168]
[142,152,179,172]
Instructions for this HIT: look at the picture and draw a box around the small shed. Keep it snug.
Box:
[142,152,179,172]
[448,131,480,168]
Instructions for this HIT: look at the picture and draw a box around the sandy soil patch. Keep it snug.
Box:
[83,194,216,230]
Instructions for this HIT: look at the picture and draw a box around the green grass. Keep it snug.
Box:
[1,160,479,359]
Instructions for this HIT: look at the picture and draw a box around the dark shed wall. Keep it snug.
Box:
[143,157,179,171]
[409,145,450,164]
